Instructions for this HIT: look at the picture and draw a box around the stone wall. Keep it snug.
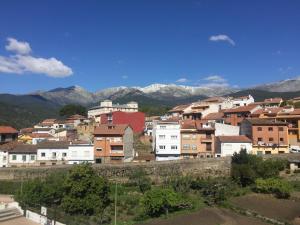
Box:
[0,157,231,181]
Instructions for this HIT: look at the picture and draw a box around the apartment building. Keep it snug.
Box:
[88,100,138,122]
[223,105,260,126]
[240,118,289,155]
[100,111,145,133]
[215,136,252,157]
[180,120,215,159]
[0,126,18,145]
[152,120,181,161]
[94,124,134,163]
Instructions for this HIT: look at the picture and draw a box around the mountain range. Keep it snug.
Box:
[1,76,300,128]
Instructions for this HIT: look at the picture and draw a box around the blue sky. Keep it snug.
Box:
[0,0,299,94]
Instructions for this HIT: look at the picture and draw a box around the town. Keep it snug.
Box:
[0,95,300,168]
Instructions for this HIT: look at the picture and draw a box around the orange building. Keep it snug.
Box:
[180,120,215,159]
[94,124,134,163]
[223,105,260,126]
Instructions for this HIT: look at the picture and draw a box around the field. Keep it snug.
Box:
[139,207,269,225]
[230,193,300,224]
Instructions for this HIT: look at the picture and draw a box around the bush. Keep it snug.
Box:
[254,178,292,199]
[128,168,151,194]
[141,188,190,217]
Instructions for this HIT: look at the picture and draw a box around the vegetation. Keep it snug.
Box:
[254,178,292,199]
[59,104,87,117]
[128,168,151,194]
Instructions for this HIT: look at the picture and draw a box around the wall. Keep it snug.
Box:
[215,123,240,136]
[217,142,252,157]
[67,145,94,164]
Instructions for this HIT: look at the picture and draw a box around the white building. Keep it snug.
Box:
[36,141,69,165]
[153,120,181,161]
[215,135,252,157]
[232,95,255,107]
[67,144,94,164]
[88,100,138,122]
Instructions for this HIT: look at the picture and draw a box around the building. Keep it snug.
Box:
[36,141,69,166]
[100,111,145,133]
[67,143,94,164]
[180,120,215,159]
[0,126,18,145]
[0,142,37,167]
[88,100,138,122]
[232,95,255,107]
[214,123,240,136]
[94,124,134,163]
[34,119,57,128]
[152,120,181,161]
[223,105,260,126]
[240,118,289,155]
[65,114,88,128]
[203,112,225,124]
[262,98,283,107]
[215,135,252,157]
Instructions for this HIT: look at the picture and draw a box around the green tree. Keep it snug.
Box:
[254,178,292,199]
[142,188,187,217]
[129,168,151,194]
[61,164,111,219]
[59,104,87,117]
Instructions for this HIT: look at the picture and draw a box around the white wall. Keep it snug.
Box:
[153,122,181,161]
[37,149,68,161]
[67,145,94,164]
[215,123,240,136]
[217,142,252,157]
[8,153,36,165]
[0,151,8,167]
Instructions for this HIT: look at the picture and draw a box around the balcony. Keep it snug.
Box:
[181,149,198,154]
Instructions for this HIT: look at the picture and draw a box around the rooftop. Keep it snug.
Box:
[0,126,18,134]
[224,105,258,113]
[94,124,130,135]
[244,118,287,125]
[217,135,252,143]
[0,141,37,154]
[37,141,70,149]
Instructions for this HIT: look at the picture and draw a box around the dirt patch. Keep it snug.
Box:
[0,194,14,203]
[0,217,39,225]
[231,193,300,223]
[139,207,269,225]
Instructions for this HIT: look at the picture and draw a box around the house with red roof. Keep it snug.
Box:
[0,126,18,145]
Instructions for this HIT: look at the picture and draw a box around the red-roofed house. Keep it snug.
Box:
[224,105,260,126]
[0,126,18,145]
[215,135,252,157]
[94,124,134,163]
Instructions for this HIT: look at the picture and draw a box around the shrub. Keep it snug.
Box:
[254,178,292,199]
[128,168,151,194]
[141,188,190,217]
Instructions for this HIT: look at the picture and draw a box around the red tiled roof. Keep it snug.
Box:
[217,135,252,143]
[168,104,190,113]
[252,107,283,115]
[28,133,53,138]
[0,141,37,153]
[224,105,258,113]
[263,98,283,104]
[203,112,224,120]
[20,128,34,134]
[203,97,225,103]
[244,118,287,125]
[289,109,300,115]
[94,124,130,135]
[0,126,18,134]
[180,120,196,129]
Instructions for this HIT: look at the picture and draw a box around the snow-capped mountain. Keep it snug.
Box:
[253,76,300,92]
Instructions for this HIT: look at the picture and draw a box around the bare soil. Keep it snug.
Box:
[231,193,300,223]
[139,207,269,225]
[0,217,39,225]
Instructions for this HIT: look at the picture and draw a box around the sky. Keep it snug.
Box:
[0,0,299,94]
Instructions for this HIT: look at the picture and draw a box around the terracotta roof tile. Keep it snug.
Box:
[244,118,287,125]
[0,141,37,153]
[224,105,258,113]
[203,112,224,120]
[0,126,18,134]
[217,135,252,143]
[94,124,130,135]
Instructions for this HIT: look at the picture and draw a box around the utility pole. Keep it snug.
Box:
[114,181,117,225]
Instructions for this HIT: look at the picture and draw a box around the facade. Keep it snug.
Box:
[215,135,252,157]
[36,141,69,166]
[224,105,260,126]
[232,95,255,107]
[88,100,138,122]
[94,124,134,163]
[152,120,181,161]
[100,111,145,133]
[0,126,18,145]
[240,118,289,155]
[180,120,215,159]
[0,150,8,167]
[67,144,94,164]
[214,123,240,136]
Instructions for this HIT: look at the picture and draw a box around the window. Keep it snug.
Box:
[183,144,190,150]
[12,155,16,160]
[30,155,35,161]
[41,152,45,157]
[237,113,242,118]
[159,145,166,150]
[265,151,271,154]
[257,127,262,131]
[171,135,178,140]
[160,125,166,129]
[159,135,165,139]
[279,127,284,131]
[258,138,263,142]
[268,127,273,131]
[52,152,56,158]
[182,134,190,140]
[22,155,26,161]
[191,144,197,150]
[280,138,284,142]
[171,145,178,150]
[96,148,102,151]
[62,153,67,157]
[206,143,212,151]
[269,138,274,142]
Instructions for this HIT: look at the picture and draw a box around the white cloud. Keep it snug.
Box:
[209,34,235,46]
[204,75,226,83]
[176,78,188,83]
[0,38,73,77]
[5,38,32,55]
